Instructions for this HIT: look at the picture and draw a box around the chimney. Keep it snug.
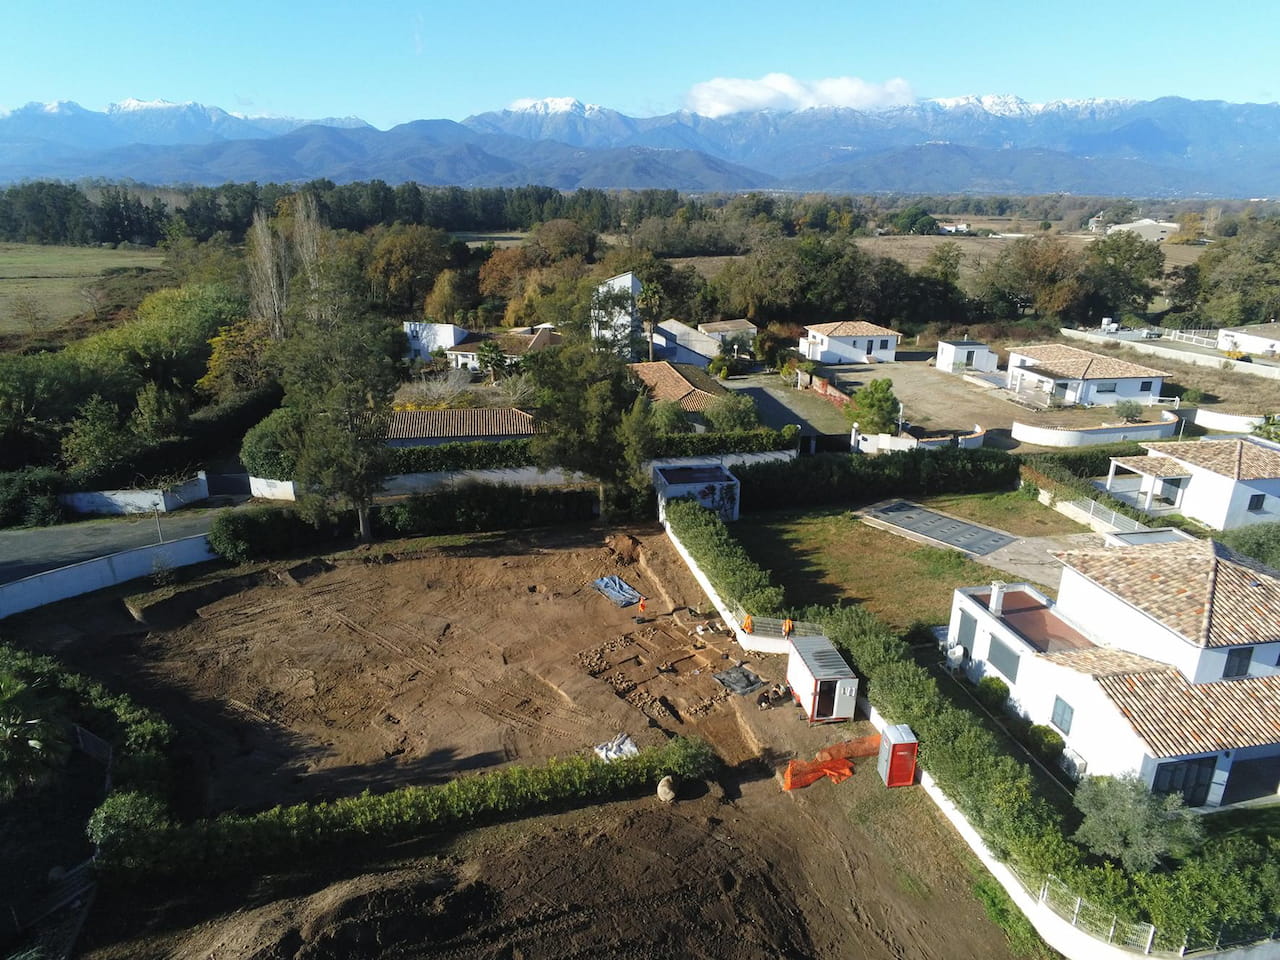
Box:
[989,581,1007,616]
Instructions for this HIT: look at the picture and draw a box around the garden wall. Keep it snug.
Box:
[1061,328,1280,382]
[1010,411,1178,448]
[0,535,216,619]
[249,476,296,501]
[1193,408,1267,432]
[59,473,210,516]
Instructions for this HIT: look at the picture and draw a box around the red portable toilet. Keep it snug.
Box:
[877,724,918,788]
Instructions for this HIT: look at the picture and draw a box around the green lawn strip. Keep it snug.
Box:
[916,490,1088,538]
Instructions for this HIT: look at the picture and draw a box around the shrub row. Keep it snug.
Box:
[663,497,784,614]
[90,736,717,879]
[651,425,799,458]
[374,485,597,537]
[0,466,65,529]
[207,506,351,563]
[734,447,1020,511]
[0,643,174,797]
[665,501,1280,947]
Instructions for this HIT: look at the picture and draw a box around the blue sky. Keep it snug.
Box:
[2,0,1274,127]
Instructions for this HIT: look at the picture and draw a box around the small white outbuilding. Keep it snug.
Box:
[786,636,859,723]
[936,339,998,374]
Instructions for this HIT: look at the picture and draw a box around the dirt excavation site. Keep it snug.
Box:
[8,526,1016,960]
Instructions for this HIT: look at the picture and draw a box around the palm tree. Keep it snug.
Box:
[475,340,508,384]
[0,673,68,799]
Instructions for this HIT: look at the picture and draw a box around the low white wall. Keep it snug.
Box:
[59,472,209,516]
[1061,328,1280,382]
[1011,411,1178,448]
[0,535,217,620]
[957,425,986,449]
[249,476,297,501]
[382,466,578,495]
[1194,407,1268,432]
[662,522,789,655]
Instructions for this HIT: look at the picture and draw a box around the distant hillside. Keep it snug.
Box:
[4,94,1280,194]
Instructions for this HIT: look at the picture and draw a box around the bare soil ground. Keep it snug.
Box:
[5,527,1023,960]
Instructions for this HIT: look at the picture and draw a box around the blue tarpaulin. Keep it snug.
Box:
[592,575,642,607]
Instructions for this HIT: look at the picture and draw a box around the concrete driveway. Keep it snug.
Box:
[0,508,224,584]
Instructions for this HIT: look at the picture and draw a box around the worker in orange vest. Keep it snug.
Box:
[742,614,753,634]
[782,618,794,639]
[639,597,647,614]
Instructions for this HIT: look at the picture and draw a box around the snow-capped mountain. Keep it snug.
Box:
[4,93,1280,194]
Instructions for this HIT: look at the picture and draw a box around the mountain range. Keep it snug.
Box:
[3,95,1280,196]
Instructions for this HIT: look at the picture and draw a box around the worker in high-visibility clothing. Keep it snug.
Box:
[782,618,794,639]
[742,614,753,633]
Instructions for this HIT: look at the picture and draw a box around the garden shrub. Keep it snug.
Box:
[207,506,347,563]
[975,675,1010,712]
[0,466,65,528]
[663,498,785,613]
[1026,724,1065,765]
[373,485,596,537]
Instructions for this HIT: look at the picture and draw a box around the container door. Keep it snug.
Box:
[833,679,858,718]
[815,680,837,719]
[888,742,918,787]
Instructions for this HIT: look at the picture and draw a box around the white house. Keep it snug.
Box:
[653,463,740,523]
[936,339,998,374]
[698,318,757,345]
[944,539,1280,807]
[1217,322,1280,358]
[1005,344,1166,406]
[800,321,901,364]
[1106,218,1180,242]
[403,322,468,361]
[1104,437,1280,530]
[653,319,721,368]
[592,272,643,358]
[444,326,561,371]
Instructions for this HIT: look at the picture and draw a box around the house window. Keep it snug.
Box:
[1050,696,1074,735]
[1224,646,1254,679]
[879,339,889,350]
[956,611,977,657]
[1140,380,1153,392]
[987,635,1020,682]
[1095,381,1117,394]
[1152,756,1216,807]
[1248,493,1266,512]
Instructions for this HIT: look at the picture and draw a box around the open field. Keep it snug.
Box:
[0,242,167,334]
[6,525,1022,959]
[733,508,999,628]
[452,230,530,249]
[665,254,746,280]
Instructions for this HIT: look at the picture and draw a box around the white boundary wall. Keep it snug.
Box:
[662,521,789,655]
[1061,328,1280,382]
[249,476,296,501]
[0,535,217,619]
[59,473,209,516]
[1011,411,1178,448]
[1194,408,1268,432]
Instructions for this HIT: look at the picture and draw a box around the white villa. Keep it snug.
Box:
[403,321,468,360]
[1005,344,1166,406]
[1217,322,1280,358]
[1104,437,1280,530]
[444,326,561,371]
[653,319,721,368]
[592,272,643,358]
[800,321,901,364]
[945,539,1280,808]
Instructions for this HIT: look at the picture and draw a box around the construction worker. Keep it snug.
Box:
[742,614,753,634]
[782,618,794,639]
[639,597,647,614]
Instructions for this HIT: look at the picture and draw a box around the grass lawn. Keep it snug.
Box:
[733,507,997,629]
[916,490,1087,538]
[0,242,167,333]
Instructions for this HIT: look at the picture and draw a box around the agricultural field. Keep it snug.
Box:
[6,525,1020,959]
[0,242,167,335]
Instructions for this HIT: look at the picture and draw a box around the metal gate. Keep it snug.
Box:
[205,472,251,495]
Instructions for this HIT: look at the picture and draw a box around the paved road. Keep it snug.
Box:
[0,509,222,584]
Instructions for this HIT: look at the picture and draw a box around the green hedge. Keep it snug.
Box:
[374,485,596,537]
[207,506,350,563]
[92,736,716,878]
[734,447,1020,511]
[0,466,65,529]
[663,498,784,613]
[662,501,1280,947]
[651,425,799,458]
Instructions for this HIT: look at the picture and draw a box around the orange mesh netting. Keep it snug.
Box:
[816,734,881,763]
[782,758,854,790]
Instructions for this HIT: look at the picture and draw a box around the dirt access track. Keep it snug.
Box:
[6,527,1015,960]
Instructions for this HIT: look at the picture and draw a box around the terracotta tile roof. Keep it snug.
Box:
[1140,438,1280,481]
[1096,671,1280,757]
[1056,540,1280,648]
[629,361,728,413]
[444,329,561,357]
[1110,455,1193,478]
[385,408,537,440]
[805,321,901,339]
[1011,344,1167,380]
[1041,647,1174,677]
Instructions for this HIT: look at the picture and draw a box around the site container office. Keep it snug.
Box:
[786,636,859,723]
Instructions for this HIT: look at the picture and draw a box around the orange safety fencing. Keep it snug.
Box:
[816,734,881,762]
[782,758,854,790]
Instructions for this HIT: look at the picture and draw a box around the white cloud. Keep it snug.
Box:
[685,72,914,117]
